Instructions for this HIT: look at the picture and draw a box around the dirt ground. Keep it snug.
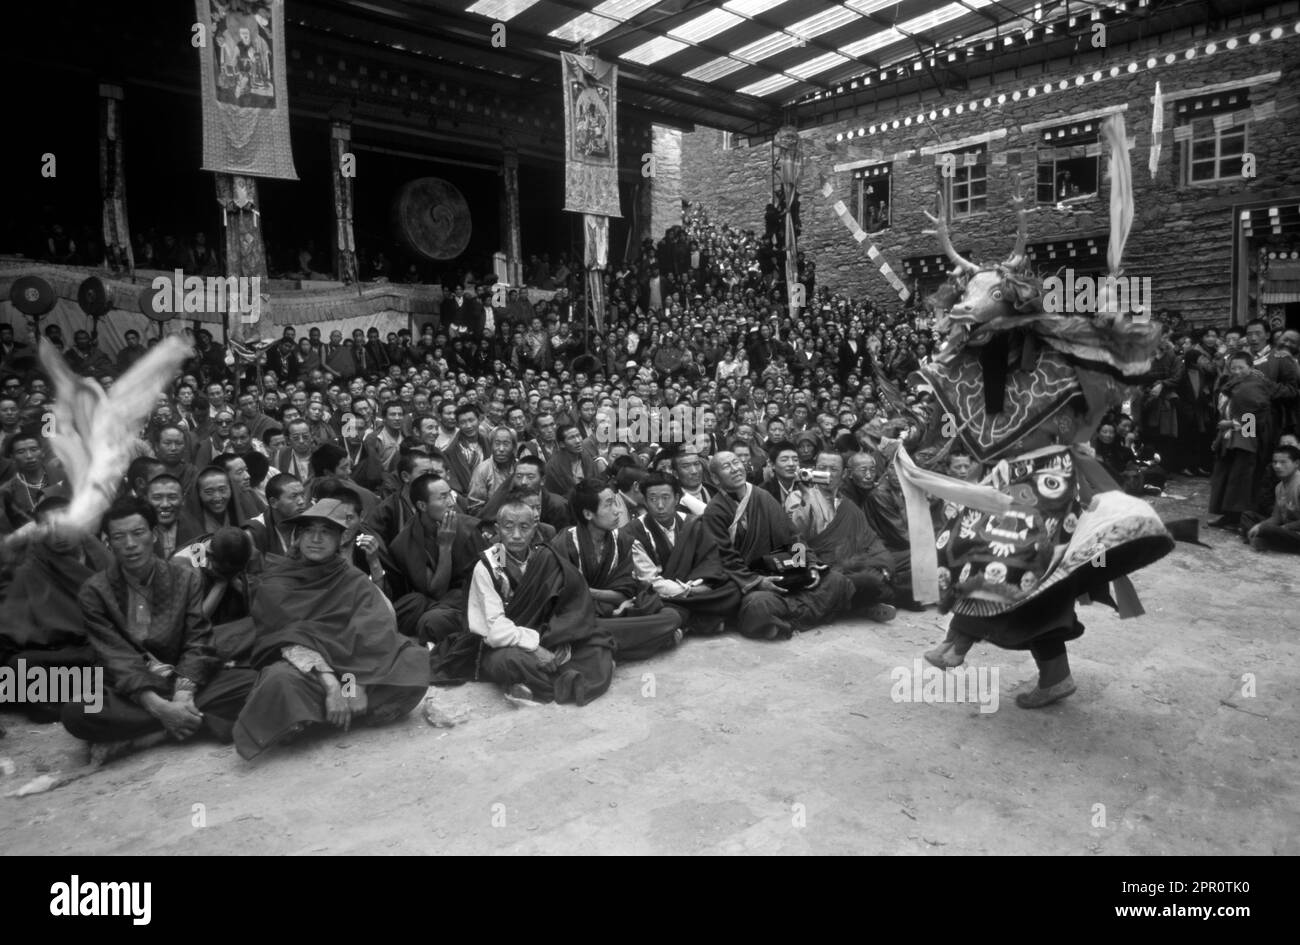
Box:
[2,476,1297,855]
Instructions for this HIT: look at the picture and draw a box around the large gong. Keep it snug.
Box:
[392,177,472,260]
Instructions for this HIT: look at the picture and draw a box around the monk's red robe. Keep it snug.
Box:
[624,512,740,631]
[233,554,429,759]
[431,542,613,705]
[701,485,854,638]
[551,525,680,661]
[388,511,485,643]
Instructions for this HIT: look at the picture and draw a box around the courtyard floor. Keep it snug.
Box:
[2,476,1296,855]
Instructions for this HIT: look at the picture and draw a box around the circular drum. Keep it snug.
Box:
[392,177,472,261]
[77,276,112,318]
[9,276,55,317]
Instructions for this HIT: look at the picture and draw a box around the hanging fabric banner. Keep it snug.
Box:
[822,179,911,303]
[1148,81,1164,179]
[562,52,621,218]
[583,214,610,269]
[774,125,804,317]
[330,122,358,284]
[195,0,298,180]
[584,214,608,333]
[98,84,135,275]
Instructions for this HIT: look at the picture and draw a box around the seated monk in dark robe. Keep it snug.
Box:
[312,477,398,594]
[843,448,914,600]
[479,489,558,548]
[0,497,111,720]
[478,455,571,531]
[788,452,897,622]
[542,424,598,496]
[388,473,485,644]
[550,481,681,662]
[625,472,740,634]
[232,498,430,760]
[171,526,266,666]
[700,451,854,640]
[363,452,438,545]
[246,473,307,557]
[176,466,257,547]
[431,498,614,705]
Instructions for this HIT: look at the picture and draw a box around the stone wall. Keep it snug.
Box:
[650,125,684,237]
[680,19,1300,325]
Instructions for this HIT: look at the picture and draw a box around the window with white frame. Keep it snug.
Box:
[940,146,987,218]
[721,130,735,150]
[1178,89,1250,184]
[1036,120,1101,205]
[853,163,891,231]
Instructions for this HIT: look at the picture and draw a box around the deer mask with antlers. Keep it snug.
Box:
[925,188,1034,337]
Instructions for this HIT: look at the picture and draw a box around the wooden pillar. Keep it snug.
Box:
[330,121,358,284]
[214,174,269,346]
[1233,212,1251,326]
[502,142,523,286]
[98,82,134,274]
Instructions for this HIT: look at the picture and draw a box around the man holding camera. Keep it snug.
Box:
[785,452,897,623]
[700,451,854,640]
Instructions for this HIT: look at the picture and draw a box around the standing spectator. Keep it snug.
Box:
[1208,351,1274,529]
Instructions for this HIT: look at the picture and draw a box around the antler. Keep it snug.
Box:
[923,190,977,275]
[1003,182,1030,269]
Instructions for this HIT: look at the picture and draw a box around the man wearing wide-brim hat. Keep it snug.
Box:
[232,498,429,760]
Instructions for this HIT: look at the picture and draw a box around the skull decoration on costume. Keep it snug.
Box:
[933,446,1082,615]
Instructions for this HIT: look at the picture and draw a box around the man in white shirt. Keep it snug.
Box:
[275,418,316,483]
[671,446,713,515]
[448,497,613,705]
[625,473,739,634]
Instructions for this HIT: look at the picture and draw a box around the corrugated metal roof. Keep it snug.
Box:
[313,1,1278,135]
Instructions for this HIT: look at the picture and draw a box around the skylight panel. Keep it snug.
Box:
[737,73,799,97]
[549,0,662,43]
[621,35,690,65]
[684,57,750,82]
[466,0,543,20]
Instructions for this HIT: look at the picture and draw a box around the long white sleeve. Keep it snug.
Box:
[678,492,707,517]
[630,539,691,598]
[467,561,540,650]
[282,645,331,676]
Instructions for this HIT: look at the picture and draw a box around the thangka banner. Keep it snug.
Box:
[195,0,298,180]
[562,53,621,218]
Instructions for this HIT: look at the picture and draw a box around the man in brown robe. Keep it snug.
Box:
[388,474,485,643]
[443,403,491,496]
[625,472,740,634]
[550,481,681,661]
[0,497,111,720]
[700,451,854,640]
[431,498,613,705]
[233,499,430,760]
[176,466,257,546]
[543,423,597,496]
[1209,351,1275,527]
[788,452,897,622]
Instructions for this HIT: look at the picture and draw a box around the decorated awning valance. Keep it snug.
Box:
[903,252,973,279]
[1262,251,1300,304]
[0,262,448,326]
[852,164,891,181]
[1026,234,1109,267]
[1240,203,1300,236]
